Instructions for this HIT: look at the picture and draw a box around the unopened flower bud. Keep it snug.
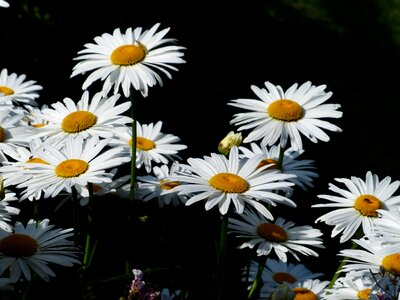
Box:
[218,131,242,155]
[270,284,295,300]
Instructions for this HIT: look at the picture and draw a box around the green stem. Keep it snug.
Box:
[328,241,358,289]
[83,183,95,271]
[247,256,267,300]
[72,186,79,246]
[129,88,137,202]
[216,213,229,300]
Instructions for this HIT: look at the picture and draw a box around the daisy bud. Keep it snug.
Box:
[218,131,242,155]
[0,176,5,201]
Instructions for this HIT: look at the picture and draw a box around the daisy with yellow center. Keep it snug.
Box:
[339,236,400,281]
[16,135,130,200]
[136,162,188,207]
[0,68,42,107]
[71,23,186,98]
[292,279,330,300]
[111,121,187,173]
[0,109,35,162]
[244,259,323,298]
[29,90,132,145]
[239,143,318,193]
[324,271,376,300]
[0,218,80,283]
[228,81,342,150]
[169,146,296,218]
[228,208,324,261]
[313,171,400,243]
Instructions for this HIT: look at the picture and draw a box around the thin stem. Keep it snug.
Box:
[129,88,137,202]
[83,183,95,271]
[247,256,267,300]
[328,241,358,289]
[72,186,79,245]
[216,213,229,300]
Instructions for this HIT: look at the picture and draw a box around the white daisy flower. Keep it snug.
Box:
[228,81,342,150]
[244,259,323,298]
[16,135,131,200]
[0,0,9,8]
[239,143,318,192]
[228,208,324,261]
[0,277,13,291]
[324,271,376,300]
[0,218,80,282]
[0,69,42,107]
[370,206,400,244]
[338,236,400,279]
[312,171,400,243]
[0,109,34,162]
[136,161,189,207]
[293,279,330,300]
[71,23,186,98]
[30,90,132,145]
[0,201,19,232]
[111,121,187,173]
[75,168,131,206]
[21,104,50,129]
[0,138,45,188]
[169,146,296,219]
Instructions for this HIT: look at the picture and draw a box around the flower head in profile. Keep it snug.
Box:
[228,81,342,150]
[0,198,20,233]
[71,23,186,98]
[17,135,130,200]
[0,109,34,162]
[0,69,42,107]
[244,259,323,298]
[111,121,187,173]
[324,271,376,300]
[0,219,80,282]
[339,236,400,279]
[312,171,400,243]
[169,146,296,219]
[136,161,189,207]
[239,143,318,193]
[0,0,9,8]
[30,90,132,145]
[229,208,324,261]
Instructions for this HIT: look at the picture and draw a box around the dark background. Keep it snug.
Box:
[1,0,400,299]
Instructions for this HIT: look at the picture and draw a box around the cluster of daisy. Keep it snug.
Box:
[0,6,399,300]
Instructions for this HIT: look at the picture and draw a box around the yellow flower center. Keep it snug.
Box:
[381,253,400,277]
[357,288,371,300]
[0,126,5,142]
[257,223,288,242]
[136,137,156,151]
[0,233,39,257]
[32,123,47,128]
[257,158,278,171]
[209,173,249,194]
[160,179,180,190]
[293,288,317,300]
[110,43,147,66]
[25,157,49,165]
[272,272,296,284]
[55,159,89,178]
[354,194,382,217]
[267,99,304,122]
[0,86,14,96]
[61,111,97,133]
